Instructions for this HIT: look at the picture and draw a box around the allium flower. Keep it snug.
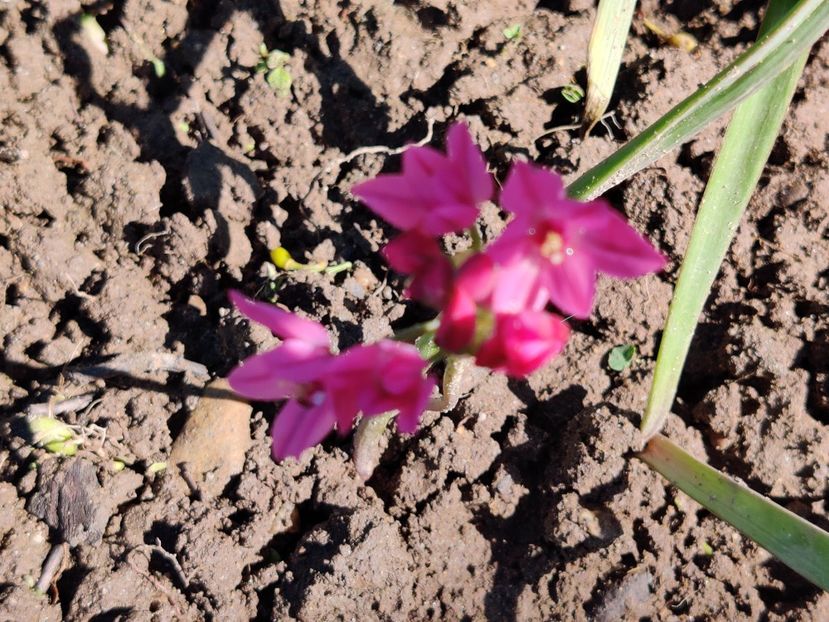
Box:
[383,231,453,308]
[352,122,493,236]
[475,311,570,377]
[435,254,570,376]
[227,291,434,459]
[489,162,667,318]
[327,341,436,434]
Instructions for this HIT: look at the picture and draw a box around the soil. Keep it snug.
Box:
[1,0,827,620]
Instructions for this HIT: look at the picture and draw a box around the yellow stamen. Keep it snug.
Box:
[540,232,566,264]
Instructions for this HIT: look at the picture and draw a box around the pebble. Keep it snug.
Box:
[168,379,252,498]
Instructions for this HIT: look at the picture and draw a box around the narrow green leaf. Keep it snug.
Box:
[641,0,810,438]
[583,0,637,133]
[567,0,829,200]
[638,435,829,590]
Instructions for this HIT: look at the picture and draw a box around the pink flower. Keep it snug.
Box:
[476,311,569,377]
[227,291,434,460]
[327,341,436,434]
[383,231,454,308]
[435,254,570,376]
[489,162,667,319]
[352,122,493,236]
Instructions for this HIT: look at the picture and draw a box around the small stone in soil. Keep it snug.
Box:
[168,379,252,498]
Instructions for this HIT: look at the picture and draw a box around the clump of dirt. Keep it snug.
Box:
[1,0,827,620]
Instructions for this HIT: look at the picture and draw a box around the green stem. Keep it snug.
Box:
[469,224,484,251]
[393,318,440,343]
[566,0,829,200]
[324,261,353,275]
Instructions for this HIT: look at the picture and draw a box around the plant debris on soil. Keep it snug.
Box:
[1,1,827,620]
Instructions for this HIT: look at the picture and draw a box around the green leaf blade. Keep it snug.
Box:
[640,0,811,438]
[639,435,829,590]
[567,0,829,200]
[584,0,637,133]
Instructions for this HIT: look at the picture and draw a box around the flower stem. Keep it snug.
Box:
[393,318,440,343]
[352,412,395,480]
[468,224,484,251]
[324,261,353,275]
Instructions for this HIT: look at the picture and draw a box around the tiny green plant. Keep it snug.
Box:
[560,84,585,104]
[27,416,80,456]
[151,58,166,78]
[502,24,522,41]
[607,344,635,372]
[256,44,292,96]
[80,13,108,55]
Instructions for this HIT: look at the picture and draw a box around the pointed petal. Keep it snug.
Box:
[377,342,427,395]
[270,398,336,460]
[229,290,330,348]
[500,161,565,218]
[446,122,493,204]
[351,175,424,231]
[545,250,597,319]
[403,144,447,178]
[572,201,667,278]
[426,201,480,235]
[227,343,331,400]
[395,374,436,434]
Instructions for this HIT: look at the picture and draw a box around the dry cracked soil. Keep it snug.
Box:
[0,0,828,620]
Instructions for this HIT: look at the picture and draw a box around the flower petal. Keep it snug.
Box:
[436,285,478,352]
[544,248,597,319]
[229,290,330,348]
[227,342,331,400]
[572,201,667,278]
[395,374,436,434]
[270,398,336,460]
[500,161,564,218]
[489,255,548,315]
[445,122,494,205]
[383,232,454,307]
[476,311,570,377]
[351,175,424,231]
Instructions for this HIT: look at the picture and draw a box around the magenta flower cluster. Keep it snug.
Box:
[229,123,665,460]
[353,123,666,375]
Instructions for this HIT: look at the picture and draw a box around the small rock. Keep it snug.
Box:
[592,570,653,622]
[168,379,252,498]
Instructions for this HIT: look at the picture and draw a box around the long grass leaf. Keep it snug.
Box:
[584,0,637,133]
[640,0,810,438]
[566,0,828,200]
[638,435,829,590]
